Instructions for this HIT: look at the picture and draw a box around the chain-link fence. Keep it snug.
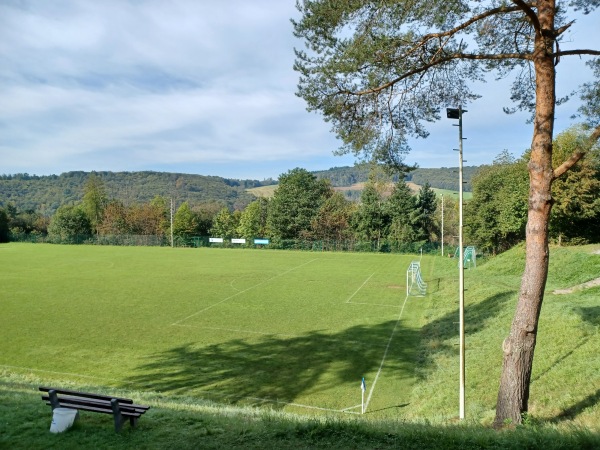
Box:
[9,231,456,255]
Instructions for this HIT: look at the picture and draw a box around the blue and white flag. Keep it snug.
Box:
[361,377,366,393]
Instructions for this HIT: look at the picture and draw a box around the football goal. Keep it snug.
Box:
[406,261,427,296]
[454,246,477,269]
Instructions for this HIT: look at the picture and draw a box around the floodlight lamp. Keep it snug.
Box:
[446,108,460,119]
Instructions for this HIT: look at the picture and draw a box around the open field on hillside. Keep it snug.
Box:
[1,242,599,441]
[247,182,473,200]
[246,184,277,197]
[1,244,430,418]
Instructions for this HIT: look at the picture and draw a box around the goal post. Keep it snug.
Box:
[406,261,427,296]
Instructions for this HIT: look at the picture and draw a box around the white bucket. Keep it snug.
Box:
[49,407,78,433]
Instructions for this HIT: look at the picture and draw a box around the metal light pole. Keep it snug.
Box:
[170,198,174,248]
[447,106,466,420]
[441,194,444,258]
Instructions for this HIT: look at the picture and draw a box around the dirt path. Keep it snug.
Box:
[553,277,600,295]
[552,248,600,295]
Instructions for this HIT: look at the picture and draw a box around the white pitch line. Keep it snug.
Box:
[345,272,376,303]
[341,404,363,412]
[347,301,402,308]
[364,292,411,413]
[172,258,319,326]
[245,396,356,413]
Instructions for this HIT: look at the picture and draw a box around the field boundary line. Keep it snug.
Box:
[172,258,319,326]
[345,272,376,303]
[196,391,362,414]
[245,396,358,413]
[364,291,411,413]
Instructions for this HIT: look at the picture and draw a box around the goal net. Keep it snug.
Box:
[406,261,427,296]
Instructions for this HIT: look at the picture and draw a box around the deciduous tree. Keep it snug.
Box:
[210,208,239,239]
[82,173,107,235]
[267,168,332,240]
[47,205,91,243]
[306,191,356,244]
[173,202,198,242]
[549,126,600,243]
[237,197,270,240]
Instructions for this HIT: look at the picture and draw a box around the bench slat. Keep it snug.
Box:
[41,399,148,416]
[39,386,134,404]
[41,395,149,412]
[43,401,142,418]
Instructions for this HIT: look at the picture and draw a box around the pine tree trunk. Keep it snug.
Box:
[493,1,556,427]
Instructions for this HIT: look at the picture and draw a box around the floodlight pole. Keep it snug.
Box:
[447,106,466,420]
[441,194,444,258]
[170,198,174,248]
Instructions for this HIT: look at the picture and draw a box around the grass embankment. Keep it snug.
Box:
[1,243,599,447]
[1,375,599,449]
[408,244,600,428]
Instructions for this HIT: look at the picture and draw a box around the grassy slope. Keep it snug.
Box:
[1,375,598,449]
[408,244,600,428]
[1,243,599,448]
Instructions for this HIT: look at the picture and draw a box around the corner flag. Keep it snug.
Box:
[361,377,366,414]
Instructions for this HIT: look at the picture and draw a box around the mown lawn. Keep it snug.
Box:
[1,242,599,448]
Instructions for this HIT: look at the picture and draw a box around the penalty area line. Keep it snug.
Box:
[345,272,376,303]
[171,258,319,326]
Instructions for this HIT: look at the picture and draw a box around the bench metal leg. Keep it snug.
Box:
[110,398,125,433]
[48,390,60,410]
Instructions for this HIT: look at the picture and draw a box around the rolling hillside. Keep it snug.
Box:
[0,165,478,214]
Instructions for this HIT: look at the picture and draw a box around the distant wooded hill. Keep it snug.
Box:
[311,165,477,201]
[0,166,479,215]
[312,165,477,190]
[0,171,276,215]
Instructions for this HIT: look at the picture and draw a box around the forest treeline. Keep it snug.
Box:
[1,128,598,253]
[0,166,474,218]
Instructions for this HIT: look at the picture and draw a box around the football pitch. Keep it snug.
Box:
[1,243,436,417]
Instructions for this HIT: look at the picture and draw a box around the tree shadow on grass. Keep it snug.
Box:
[125,292,516,409]
[414,291,515,379]
[546,305,600,422]
[576,305,600,327]
[125,320,420,408]
[552,389,600,423]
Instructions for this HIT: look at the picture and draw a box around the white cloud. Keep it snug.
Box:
[0,1,598,179]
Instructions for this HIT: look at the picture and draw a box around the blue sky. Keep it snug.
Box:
[1,1,598,181]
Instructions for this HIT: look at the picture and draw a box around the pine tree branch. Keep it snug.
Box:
[553,124,600,179]
[552,49,600,57]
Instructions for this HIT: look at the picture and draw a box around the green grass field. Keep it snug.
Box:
[2,242,599,446]
[1,243,433,418]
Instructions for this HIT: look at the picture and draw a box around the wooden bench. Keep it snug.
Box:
[39,386,150,432]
